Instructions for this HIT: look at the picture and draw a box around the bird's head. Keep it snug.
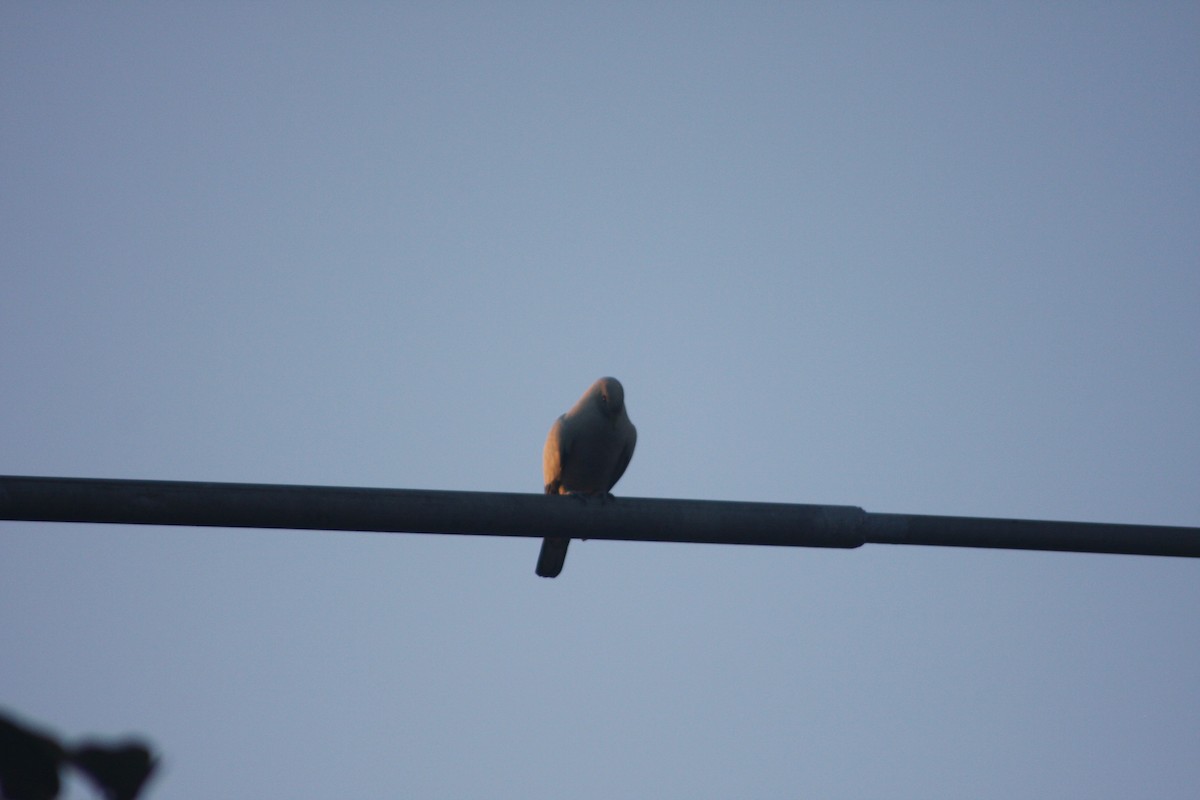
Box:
[593,377,625,418]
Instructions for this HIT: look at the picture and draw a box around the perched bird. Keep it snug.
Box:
[537,377,637,577]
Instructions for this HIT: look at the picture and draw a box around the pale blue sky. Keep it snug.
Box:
[2,3,1198,798]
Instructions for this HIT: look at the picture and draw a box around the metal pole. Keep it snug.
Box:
[2,475,1197,558]
[863,512,1200,558]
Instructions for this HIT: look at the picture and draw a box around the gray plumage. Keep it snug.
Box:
[536,377,637,577]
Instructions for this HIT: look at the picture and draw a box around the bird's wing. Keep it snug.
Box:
[542,414,570,493]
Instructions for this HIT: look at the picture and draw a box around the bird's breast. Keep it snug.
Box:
[557,416,626,494]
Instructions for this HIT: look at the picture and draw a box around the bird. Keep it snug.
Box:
[537,377,637,577]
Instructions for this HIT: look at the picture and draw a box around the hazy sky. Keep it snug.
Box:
[2,4,1198,798]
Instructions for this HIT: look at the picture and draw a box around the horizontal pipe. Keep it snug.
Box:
[0,475,865,548]
[2,475,1197,558]
[864,512,1200,558]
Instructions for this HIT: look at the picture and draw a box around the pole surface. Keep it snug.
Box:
[2,475,1197,558]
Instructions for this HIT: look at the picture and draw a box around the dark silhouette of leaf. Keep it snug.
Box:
[0,711,65,800]
[70,742,157,800]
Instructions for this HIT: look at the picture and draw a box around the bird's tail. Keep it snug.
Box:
[536,537,569,578]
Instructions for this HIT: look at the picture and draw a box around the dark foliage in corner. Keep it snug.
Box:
[0,711,156,800]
